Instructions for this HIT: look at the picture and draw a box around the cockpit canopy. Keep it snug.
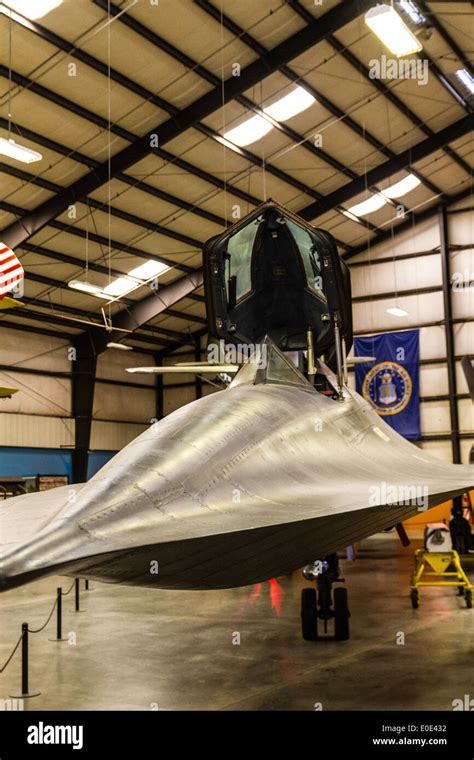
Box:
[203,200,352,356]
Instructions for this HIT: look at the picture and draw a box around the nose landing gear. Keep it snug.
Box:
[301,553,350,641]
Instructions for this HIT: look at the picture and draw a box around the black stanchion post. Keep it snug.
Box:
[49,588,67,642]
[57,588,62,639]
[21,623,28,696]
[10,623,40,698]
[75,578,80,611]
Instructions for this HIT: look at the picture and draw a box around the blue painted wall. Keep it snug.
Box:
[86,450,116,479]
[0,447,72,479]
[0,447,117,481]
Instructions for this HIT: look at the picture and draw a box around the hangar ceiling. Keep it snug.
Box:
[0,0,472,355]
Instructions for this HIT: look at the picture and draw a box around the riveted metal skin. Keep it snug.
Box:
[0,350,472,592]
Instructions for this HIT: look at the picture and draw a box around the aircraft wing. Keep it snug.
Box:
[0,387,18,399]
[1,348,472,592]
[126,365,239,374]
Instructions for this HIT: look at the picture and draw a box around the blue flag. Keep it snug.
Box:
[354,329,420,440]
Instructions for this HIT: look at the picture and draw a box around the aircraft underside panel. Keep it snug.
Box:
[0,362,472,591]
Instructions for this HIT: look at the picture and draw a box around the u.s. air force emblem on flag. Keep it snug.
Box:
[362,361,413,416]
[354,329,420,440]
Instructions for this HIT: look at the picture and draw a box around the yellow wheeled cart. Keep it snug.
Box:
[410,549,473,609]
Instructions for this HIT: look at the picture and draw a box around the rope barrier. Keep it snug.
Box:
[27,597,58,634]
[0,631,24,673]
[0,577,86,678]
[61,580,76,596]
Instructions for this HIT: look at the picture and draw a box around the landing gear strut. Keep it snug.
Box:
[301,554,350,641]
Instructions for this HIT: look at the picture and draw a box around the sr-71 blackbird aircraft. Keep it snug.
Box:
[0,202,472,636]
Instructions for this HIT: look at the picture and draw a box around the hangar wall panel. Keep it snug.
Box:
[164,384,197,416]
[350,216,440,264]
[454,323,474,355]
[419,440,452,461]
[420,401,451,434]
[0,371,71,416]
[352,291,444,333]
[93,382,155,423]
[419,365,448,396]
[90,420,148,451]
[0,413,74,448]
[461,440,474,464]
[351,253,441,298]
[458,399,474,434]
[348,198,473,465]
[96,349,156,385]
[0,328,70,372]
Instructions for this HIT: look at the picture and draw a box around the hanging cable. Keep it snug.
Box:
[219,1,228,222]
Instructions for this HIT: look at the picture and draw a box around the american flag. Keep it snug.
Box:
[0,243,24,300]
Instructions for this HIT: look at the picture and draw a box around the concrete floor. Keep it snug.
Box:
[0,532,472,711]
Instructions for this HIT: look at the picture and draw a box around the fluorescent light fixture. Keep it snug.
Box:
[383,173,421,198]
[68,279,103,295]
[264,86,316,122]
[387,306,409,317]
[0,137,42,164]
[347,194,387,217]
[106,342,132,351]
[223,114,272,147]
[341,209,362,224]
[103,277,138,297]
[399,1,425,25]
[456,69,474,95]
[128,260,169,279]
[3,0,62,19]
[222,86,316,146]
[365,4,423,57]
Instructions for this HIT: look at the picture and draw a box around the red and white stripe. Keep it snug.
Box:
[0,243,24,299]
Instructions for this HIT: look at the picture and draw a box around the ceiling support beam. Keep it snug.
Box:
[344,184,473,260]
[20,295,193,345]
[0,117,248,225]
[439,205,461,465]
[71,335,96,484]
[0,318,69,340]
[194,0,443,199]
[82,270,205,356]
[0,199,196,275]
[0,68,355,250]
[0,0,372,250]
[17,268,206,332]
[417,1,474,92]
[0,161,203,252]
[285,1,472,179]
[326,34,473,180]
[94,1,370,240]
[298,114,474,221]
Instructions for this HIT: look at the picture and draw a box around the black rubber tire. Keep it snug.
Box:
[411,589,419,609]
[465,590,472,609]
[334,587,350,641]
[301,588,317,641]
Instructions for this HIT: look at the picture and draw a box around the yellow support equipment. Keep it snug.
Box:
[410,549,473,609]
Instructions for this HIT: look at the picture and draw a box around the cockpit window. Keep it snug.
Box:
[285,218,324,298]
[225,220,259,302]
